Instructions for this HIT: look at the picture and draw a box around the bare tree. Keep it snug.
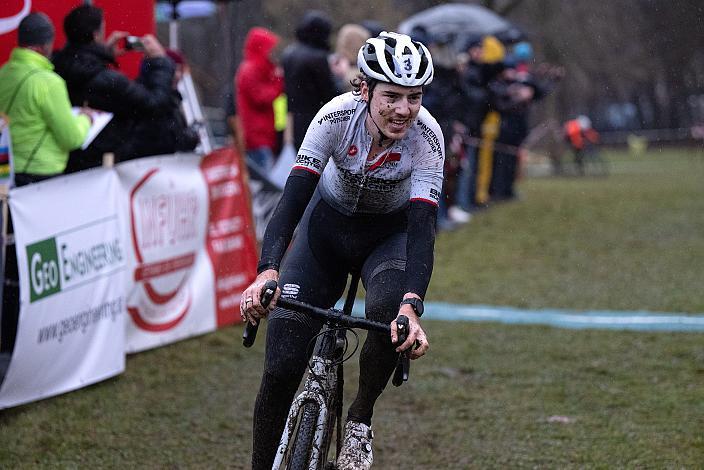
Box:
[168,0,703,133]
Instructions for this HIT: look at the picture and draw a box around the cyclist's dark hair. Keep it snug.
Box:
[351,73,380,100]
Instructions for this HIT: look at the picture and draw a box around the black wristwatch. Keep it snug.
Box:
[400,297,424,317]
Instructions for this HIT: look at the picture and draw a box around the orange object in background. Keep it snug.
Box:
[565,117,599,150]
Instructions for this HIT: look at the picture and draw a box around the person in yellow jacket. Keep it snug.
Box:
[0,13,93,358]
[0,12,91,188]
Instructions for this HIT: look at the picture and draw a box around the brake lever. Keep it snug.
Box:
[392,315,410,387]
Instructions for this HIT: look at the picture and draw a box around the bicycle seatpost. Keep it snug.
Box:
[242,279,277,347]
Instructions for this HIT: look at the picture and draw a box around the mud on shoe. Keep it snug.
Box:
[336,421,374,470]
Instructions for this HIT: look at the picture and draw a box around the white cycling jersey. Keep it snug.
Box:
[293,92,445,215]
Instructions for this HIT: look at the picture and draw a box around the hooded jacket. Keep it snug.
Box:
[282,11,340,149]
[235,27,284,152]
[52,41,175,172]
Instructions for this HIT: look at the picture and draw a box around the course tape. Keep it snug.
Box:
[341,301,704,332]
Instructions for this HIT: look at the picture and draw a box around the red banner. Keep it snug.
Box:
[0,0,154,78]
[201,147,258,327]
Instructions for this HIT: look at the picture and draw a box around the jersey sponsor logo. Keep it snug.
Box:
[338,168,399,193]
[317,109,355,126]
[282,283,300,298]
[347,145,358,156]
[416,119,442,156]
[295,154,323,171]
[429,187,441,202]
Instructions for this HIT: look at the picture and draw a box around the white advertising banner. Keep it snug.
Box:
[118,152,257,353]
[0,168,127,409]
[0,148,258,408]
[118,155,214,353]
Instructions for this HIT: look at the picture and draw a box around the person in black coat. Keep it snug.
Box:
[129,49,199,158]
[487,58,544,200]
[420,31,472,228]
[453,36,505,211]
[282,10,340,150]
[52,5,175,172]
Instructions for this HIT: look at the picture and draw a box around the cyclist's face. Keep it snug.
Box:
[363,82,423,140]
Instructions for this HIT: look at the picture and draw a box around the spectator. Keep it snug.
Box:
[450,34,491,214]
[332,23,370,92]
[469,35,506,207]
[564,115,599,175]
[52,4,175,172]
[421,31,471,229]
[129,49,200,158]
[223,84,246,157]
[235,27,284,171]
[0,12,91,186]
[488,54,545,200]
[359,19,385,38]
[282,10,340,150]
[0,12,92,357]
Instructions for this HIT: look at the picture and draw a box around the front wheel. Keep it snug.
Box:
[287,402,320,470]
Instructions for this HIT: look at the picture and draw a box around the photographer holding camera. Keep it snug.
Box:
[52,4,176,172]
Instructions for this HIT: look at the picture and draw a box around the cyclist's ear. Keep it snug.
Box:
[360,80,369,102]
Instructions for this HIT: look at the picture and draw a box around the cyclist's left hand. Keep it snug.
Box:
[391,307,429,360]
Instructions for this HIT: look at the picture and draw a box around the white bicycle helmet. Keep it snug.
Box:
[357,31,434,86]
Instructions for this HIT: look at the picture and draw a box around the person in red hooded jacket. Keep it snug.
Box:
[235,27,284,171]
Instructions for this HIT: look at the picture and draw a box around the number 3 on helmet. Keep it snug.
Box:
[357,31,434,87]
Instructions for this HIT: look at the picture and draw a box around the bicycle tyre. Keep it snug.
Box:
[287,402,320,470]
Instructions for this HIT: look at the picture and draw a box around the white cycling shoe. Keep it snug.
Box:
[336,421,374,469]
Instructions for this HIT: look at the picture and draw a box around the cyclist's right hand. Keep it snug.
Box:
[240,269,280,325]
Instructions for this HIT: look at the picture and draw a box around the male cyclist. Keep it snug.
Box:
[240,32,443,470]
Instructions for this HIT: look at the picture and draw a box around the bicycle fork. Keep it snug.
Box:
[271,273,360,470]
[272,352,338,470]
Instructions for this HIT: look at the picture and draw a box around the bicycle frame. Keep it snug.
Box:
[272,327,344,469]
[273,272,360,470]
[243,274,409,470]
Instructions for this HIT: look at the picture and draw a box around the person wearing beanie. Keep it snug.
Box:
[52,4,176,172]
[281,10,341,150]
[63,4,103,45]
[129,48,200,158]
[0,12,91,184]
[0,12,93,356]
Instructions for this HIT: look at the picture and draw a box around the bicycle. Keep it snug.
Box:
[243,274,412,470]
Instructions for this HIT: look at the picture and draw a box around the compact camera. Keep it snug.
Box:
[124,35,144,51]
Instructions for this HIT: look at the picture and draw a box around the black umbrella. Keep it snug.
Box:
[398,3,513,51]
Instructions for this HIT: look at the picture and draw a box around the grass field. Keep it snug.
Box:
[1,147,703,468]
